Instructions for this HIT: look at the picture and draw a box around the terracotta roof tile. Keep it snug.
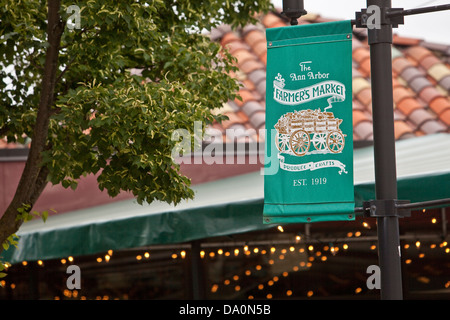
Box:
[394,121,414,139]
[252,41,267,58]
[393,110,406,121]
[262,13,284,28]
[352,37,365,51]
[396,98,423,116]
[354,121,373,140]
[234,89,258,107]
[400,67,424,83]
[352,100,366,111]
[436,86,449,97]
[429,97,450,115]
[392,77,403,89]
[255,80,266,96]
[409,77,432,93]
[392,57,413,74]
[270,21,287,29]
[393,87,414,105]
[353,110,371,126]
[421,41,450,53]
[227,100,240,111]
[234,50,258,66]
[240,59,265,74]
[440,109,450,125]
[260,54,267,66]
[439,75,450,91]
[210,24,232,41]
[393,34,421,47]
[224,41,251,55]
[220,32,241,47]
[428,63,450,82]
[241,79,256,91]
[235,111,249,123]
[248,69,266,86]
[396,76,407,87]
[242,24,262,36]
[242,101,265,117]
[420,55,442,70]
[249,110,265,129]
[414,129,426,136]
[250,89,263,101]
[408,108,436,127]
[356,87,372,106]
[0,139,26,149]
[405,46,433,62]
[221,112,247,129]
[358,57,371,76]
[407,56,420,67]
[210,122,224,132]
[243,30,266,48]
[353,47,370,64]
[352,68,363,79]
[353,77,371,95]
[419,86,442,104]
[420,119,447,134]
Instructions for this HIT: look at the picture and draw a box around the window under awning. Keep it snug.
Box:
[2,133,450,264]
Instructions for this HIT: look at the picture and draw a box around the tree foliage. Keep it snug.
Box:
[0,0,271,252]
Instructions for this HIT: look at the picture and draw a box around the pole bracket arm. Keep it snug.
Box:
[354,7,404,29]
[363,199,411,218]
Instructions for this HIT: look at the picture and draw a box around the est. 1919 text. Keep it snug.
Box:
[293,177,327,186]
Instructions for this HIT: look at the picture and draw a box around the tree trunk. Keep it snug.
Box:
[0,0,63,255]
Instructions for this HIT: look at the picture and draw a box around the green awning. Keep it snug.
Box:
[2,172,269,264]
[2,133,450,264]
[353,133,450,205]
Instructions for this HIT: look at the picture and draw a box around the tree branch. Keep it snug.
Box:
[56,54,77,84]
[0,0,64,252]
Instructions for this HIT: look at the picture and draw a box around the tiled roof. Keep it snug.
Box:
[2,11,449,150]
[210,11,450,143]
[0,139,30,150]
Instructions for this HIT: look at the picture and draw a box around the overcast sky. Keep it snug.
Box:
[272,0,450,44]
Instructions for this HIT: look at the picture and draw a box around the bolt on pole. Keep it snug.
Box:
[367,0,403,300]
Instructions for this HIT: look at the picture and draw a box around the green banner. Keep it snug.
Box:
[263,21,355,224]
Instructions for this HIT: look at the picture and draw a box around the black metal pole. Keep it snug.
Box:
[386,4,450,18]
[190,240,206,299]
[367,0,403,300]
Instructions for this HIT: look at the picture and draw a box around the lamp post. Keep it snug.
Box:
[282,0,307,25]
[366,0,403,300]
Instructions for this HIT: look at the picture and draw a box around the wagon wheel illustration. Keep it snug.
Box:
[312,133,327,151]
[289,130,310,156]
[327,131,345,153]
[276,133,290,152]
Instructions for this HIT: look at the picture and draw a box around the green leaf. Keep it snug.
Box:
[41,210,48,222]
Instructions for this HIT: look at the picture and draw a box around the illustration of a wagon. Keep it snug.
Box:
[274,109,345,157]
